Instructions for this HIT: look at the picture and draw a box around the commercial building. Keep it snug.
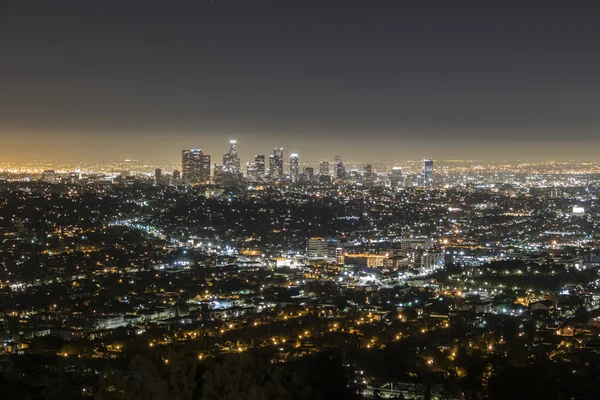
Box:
[269,147,284,181]
[334,155,345,179]
[223,140,240,174]
[422,159,433,186]
[290,153,299,182]
[182,149,210,184]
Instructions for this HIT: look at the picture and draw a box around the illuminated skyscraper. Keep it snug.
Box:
[247,155,266,181]
[223,139,240,173]
[182,149,209,184]
[363,164,374,184]
[289,153,299,182]
[422,159,434,186]
[182,149,200,184]
[269,147,284,181]
[254,155,265,177]
[155,168,162,185]
[202,154,211,180]
[319,161,330,176]
[303,167,314,182]
[390,167,403,187]
[246,162,257,180]
[334,155,345,180]
[172,170,181,181]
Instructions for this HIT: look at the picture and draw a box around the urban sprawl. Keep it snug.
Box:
[1,140,600,399]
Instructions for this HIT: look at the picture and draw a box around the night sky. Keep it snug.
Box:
[1,0,599,162]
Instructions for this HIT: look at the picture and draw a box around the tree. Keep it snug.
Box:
[98,351,197,400]
[98,351,359,400]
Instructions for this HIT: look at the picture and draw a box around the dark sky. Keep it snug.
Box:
[1,0,599,162]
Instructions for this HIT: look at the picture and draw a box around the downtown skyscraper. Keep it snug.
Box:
[269,147,284,181]
[363,164,374,185]
[319,161,330,176]
[182,149,210,184]
[247,155,266,182]
[334,155,345,180]
[422,158,434,186]
[289,153,299,183]
[222,140,241,174]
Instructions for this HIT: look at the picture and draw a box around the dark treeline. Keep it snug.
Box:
[3,348,600,399]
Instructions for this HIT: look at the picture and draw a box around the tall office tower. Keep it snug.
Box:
[155,168,162,185]
[275,147,284,179]
[269,147,284,181]
[422,158,434,186]
[246,162,257,180]
[347,169,360,183]
[289,153,299,182]
[182,149,196,183]
[390,167,403,187]
[173,170,181,181]
[246,155,266,181]
[182,149,208,184]
[213,164,224,180]
[202,154,211,180]
[254,155,265,177]
[303,167,314,182]
[363,164,374,184]
[319,161,330,176]
[268,155,276,180]
[223,139,240,173]
[334,155,345,179]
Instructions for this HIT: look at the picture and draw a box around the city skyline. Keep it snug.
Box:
[3,2,600,398]
[1,0,600,162]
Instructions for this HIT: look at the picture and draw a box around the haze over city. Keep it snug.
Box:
[4,2,600,399]
[1,0,599,162]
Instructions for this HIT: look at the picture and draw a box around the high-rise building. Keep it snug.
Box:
[173,170,181,181]
[213,164,224,181]
[334,155,345,180]
[289,153,299,182]
[347,169,360,183]
[155,168,162,185]
[302,167,314,182]
[182,149,199,183]
[390,167,403,187]
[363,164,374,184]
[422,159,433,186]
[223,139,240,173]
[182,149,209,184]
[255,155,265,176]
[254,155,266,178]
[319,161,330,176]
[246,155,266,181]
[269,147,284,181]
[202,154,211,180]
[246,162,257,180]
[268,155,276,179]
